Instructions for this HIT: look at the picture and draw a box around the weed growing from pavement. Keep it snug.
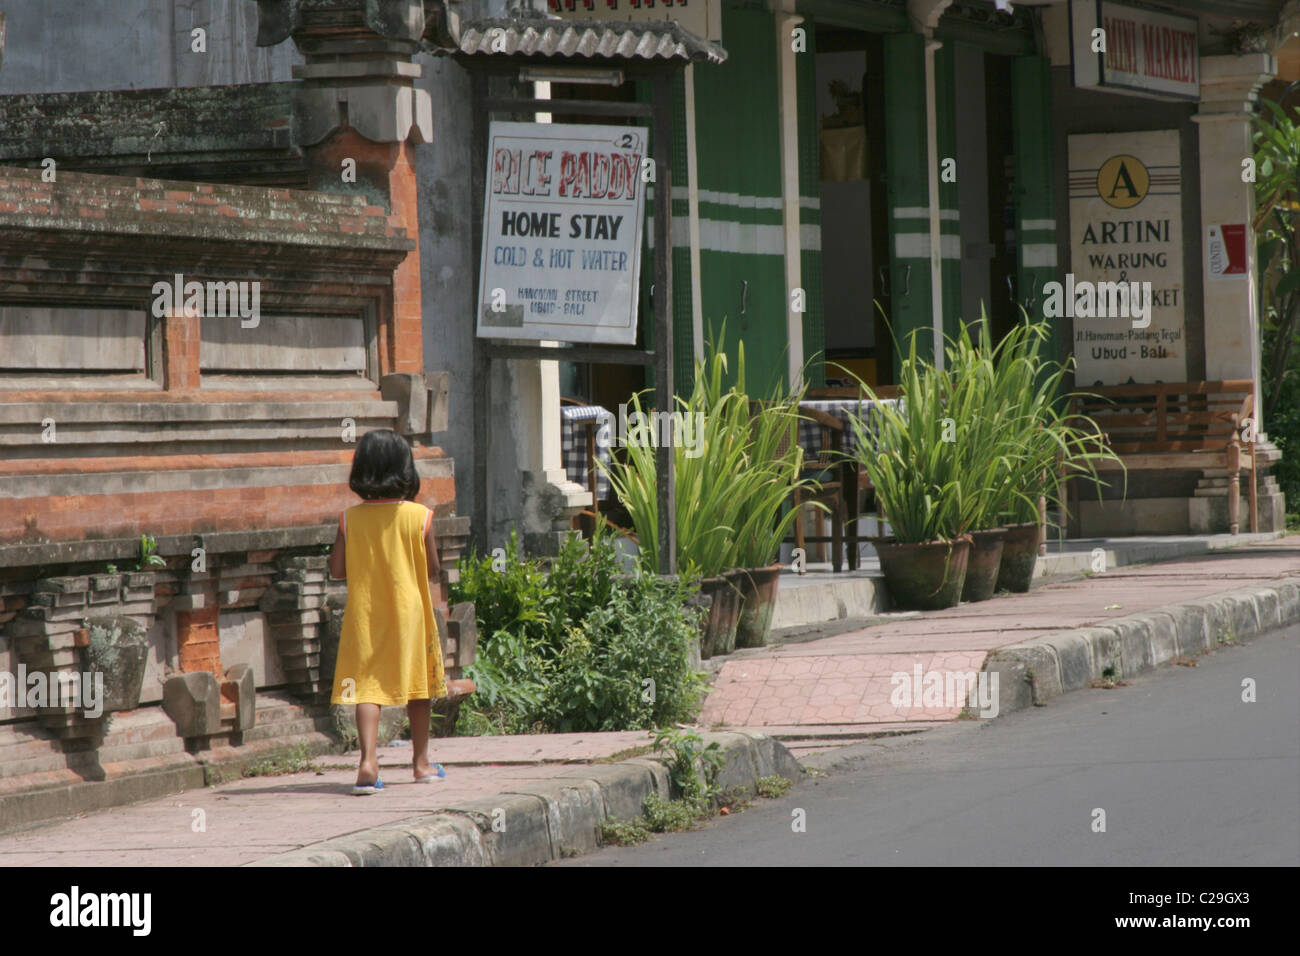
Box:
[643,792,705,831]
[599,816,652,846]
[654,726,725,804]
[1090,664,1130,689]
[1216,626,1239,646]
[240,745,318,778]
[595,743,656,763]
[595,730,796,847]
[756,775,792,798]
[717,786,753,812]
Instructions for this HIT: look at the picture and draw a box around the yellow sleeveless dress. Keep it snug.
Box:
[329,500,447,706]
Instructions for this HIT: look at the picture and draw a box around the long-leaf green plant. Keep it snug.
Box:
[601,326,821,576]
[844,316,1122,542]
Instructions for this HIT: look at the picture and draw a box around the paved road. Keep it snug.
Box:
[558,626,1300,866]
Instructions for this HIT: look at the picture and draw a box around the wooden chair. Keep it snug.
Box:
[1069,380,1257,535]
[805,384,901,557]
[787,405,851,572]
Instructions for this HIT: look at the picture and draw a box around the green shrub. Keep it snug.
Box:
[452,525,706,735]
[449,529,550,650]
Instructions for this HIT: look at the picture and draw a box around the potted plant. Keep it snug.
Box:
[602,329,819,655]
[985,319,1122,593]
[601,333,746,658]
[844,316,1121,605]
[945,318,1040,602]
[846,334,982,610]
[729,387,810,648]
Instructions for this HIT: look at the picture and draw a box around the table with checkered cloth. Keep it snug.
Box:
[796,398,901,461]
[560,404,612,502]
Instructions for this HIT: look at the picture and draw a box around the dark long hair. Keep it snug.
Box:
[348,429,420,501]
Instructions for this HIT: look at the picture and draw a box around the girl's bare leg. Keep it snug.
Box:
[407,698,436,779]
[355,703,381,786]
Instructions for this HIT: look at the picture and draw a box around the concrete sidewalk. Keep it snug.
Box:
[0,536,1295,866]
[0,729,799,867]
[703,537,1300,737]
[771,530,1283,630]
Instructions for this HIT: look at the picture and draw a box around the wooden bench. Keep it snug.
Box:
[1070,380,1257,535]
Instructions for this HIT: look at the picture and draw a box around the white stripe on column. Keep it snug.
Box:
[895,232,930,258]
[1022,244,1058,267]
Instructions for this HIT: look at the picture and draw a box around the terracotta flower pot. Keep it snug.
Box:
[961,528,1006,603]
[875,536,972,611]
[698,574,741,659]
[996,521,1040,593]
[734,564,783,648]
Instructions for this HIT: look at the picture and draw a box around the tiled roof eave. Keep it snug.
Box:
[434,16,727,66]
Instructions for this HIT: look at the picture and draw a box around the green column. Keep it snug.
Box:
[1011,55,1060,367]
[691,0,786,395]
[934,42,963,341]
[882,32,934,365]
[796,19,825,389]
[670,71,695,401]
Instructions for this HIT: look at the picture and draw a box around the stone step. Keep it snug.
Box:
[239,716,329,742]
[101,707,184,747]
[0,722,64,769]
[251,703,323,726]
[83,736,188,765]
[0,749,72,779]
[0,738,64,767]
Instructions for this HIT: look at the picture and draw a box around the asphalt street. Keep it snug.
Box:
[557,626,1300,866]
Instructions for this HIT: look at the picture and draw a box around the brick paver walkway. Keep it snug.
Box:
[701,540,1300,728]
[0,732,653,866]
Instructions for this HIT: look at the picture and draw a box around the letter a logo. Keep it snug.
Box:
[1096,154,1149,210]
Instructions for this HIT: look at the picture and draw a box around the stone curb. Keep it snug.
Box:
[246,730,802,867]
[984,577,1300,712]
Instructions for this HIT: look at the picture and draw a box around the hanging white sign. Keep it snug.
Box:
[1070,0,1200,101]
[476,121,646,346]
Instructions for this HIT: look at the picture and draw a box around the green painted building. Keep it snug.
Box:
[623,0,1060,398]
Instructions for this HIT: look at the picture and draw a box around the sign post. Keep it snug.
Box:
[461,58,685,576]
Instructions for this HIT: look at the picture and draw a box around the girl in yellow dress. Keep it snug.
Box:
[328,429,448,794]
